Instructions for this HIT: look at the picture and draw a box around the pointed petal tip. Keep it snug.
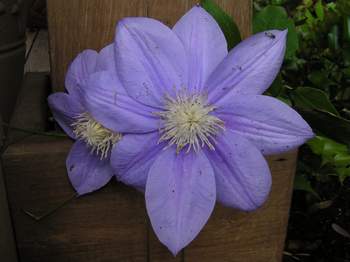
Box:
[298,118,315,141]
[281,29,288,39]
[169,245,181,257]
[304,128,316,142]
[265,29,288,40]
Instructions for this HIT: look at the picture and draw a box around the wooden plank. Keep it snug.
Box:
[25,30,37,57]
[3,137,148,262]
[184,151,297,262]
[47,0,147,92]
[47,0,252,92]
[25,30,50,73]
[213,0,252,39]
[5,72,50,145]
[146,0,189,27]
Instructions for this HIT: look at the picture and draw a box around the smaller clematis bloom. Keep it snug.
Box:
[81,6,314,255]
[48,44,122,195]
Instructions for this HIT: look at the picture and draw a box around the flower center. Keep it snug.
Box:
[157,91,224,153]
[72,112,122,159]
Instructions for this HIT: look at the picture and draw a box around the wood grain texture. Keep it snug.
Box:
[3,138,148,262]
[47,0,147,92]
[47,0,252,92]
[25,30,50,73]
[6,72,50,145]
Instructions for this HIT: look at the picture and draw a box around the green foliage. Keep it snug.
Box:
[253,2,350,259]
[315,0,325,21]
[298,109,350,146]
[253,0,350,187]
[292,86,339,115]
[253,5,299,58]
[308,136,350,182]
[200,0,241,50]
[294,173,320,197]
[337,0,350,16]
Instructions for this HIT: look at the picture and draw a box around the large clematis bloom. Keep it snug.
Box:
[82,6,314,255]
[48,44,121,195]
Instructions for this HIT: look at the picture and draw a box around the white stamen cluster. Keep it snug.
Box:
[72,112,122,159]
[157,91,224,153]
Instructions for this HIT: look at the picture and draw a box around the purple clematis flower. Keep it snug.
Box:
[48,44,122,195]
[81,6,314,255]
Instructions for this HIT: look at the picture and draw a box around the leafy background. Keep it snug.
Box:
[203,0,350,261]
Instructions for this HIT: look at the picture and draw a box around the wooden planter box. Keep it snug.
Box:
[1,73,297,261]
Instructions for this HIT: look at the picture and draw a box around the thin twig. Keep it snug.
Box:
[22,193,79,221]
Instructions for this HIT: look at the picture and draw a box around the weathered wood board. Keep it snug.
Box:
[47,0,252,92]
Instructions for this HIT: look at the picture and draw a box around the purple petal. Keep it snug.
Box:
[206,30,287,104]
[215,95,314,155]
[146,148,216,255]
[83,70,160,133]
[173,6,227,91]
[110,132,162,192]
[115,17,188,107]
[96,43,117,72]
[206,131,271,211]
[65,49,98,97]
[66,140,114,195]
[47,92,83,139]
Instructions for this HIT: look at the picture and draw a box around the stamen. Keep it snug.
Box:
[157,90,224,153]
[72,112,122,159]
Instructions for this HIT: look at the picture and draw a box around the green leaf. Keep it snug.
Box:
[271,0,286,5]
[315,0,325,21]
[307,136,350,182]
[337,0,350,16]
[323,140,348,157]
[307,136,326,155]
[253,5,299,58]
[305,9,316,26]
[307,136,347,164]
[293,174,319,198]
[300,109,350,145]
[292,86,339,116]
[336,167,350,182]
[307,70,333,89]
[201,0,241,50]
[334,153,350,166]
[277,96,292,106]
